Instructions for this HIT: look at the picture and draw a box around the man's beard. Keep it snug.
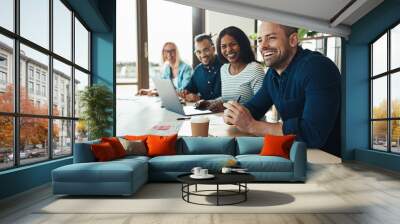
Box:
[265,49,289,70]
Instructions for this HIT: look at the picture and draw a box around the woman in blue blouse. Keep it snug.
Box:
[138,42,192,96]
[160,42,192,91]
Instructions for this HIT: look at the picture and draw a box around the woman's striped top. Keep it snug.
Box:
[220,61,265,104]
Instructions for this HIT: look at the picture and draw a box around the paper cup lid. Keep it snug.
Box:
[190,116,210,123]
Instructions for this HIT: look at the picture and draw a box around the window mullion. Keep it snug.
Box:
[71,10,76,154]
[14,0,21,166]
[388,29,391,152]
[48,0,54,160]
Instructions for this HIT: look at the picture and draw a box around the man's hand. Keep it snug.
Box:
[185,93,200,102]
[223,101,284,136]
[137,89,158,96]
[223,101,255,133]
[208,100,225,112]
[177,90,188,98]
[178,90,200,102]
[195,100,210,110]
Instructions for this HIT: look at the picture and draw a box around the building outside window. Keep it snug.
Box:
[0,54,7,91]
[41,85,46,97]
[28,67,34,80]
[35,83,40,95]
[28,81,34,94]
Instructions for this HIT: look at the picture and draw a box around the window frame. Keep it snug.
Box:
[369,19,400,154]
[0,0,92,171]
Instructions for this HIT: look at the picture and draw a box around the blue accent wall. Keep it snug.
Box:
[0,158,72,199]
[0,0,116,200]
[344,0,400,171]
[91,31,115,136]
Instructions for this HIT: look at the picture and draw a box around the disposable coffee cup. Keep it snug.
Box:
[191,116,210,137]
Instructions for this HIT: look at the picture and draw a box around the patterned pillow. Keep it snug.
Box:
[118,138,147,156]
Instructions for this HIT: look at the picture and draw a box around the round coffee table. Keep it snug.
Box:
[177,173,255,206]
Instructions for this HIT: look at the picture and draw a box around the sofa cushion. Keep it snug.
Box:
[148,154,235,172]
[236,155,293,172]
[101,137,127,158]
[177,137,235,155]
[236,137,263,155]
[53,159,147,183]
[118,138,147,156]
[147,134,177,157]
[74,140,100,163]
[91,142,118,161]
[124,135,149,142]
[260,134,296,159]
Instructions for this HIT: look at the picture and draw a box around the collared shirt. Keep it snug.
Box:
[161,61,192,91]
[245,47,341,155]
[185,57,222,100]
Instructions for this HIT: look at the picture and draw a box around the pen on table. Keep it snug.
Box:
[177,117,190,120]
[236,95,242,103]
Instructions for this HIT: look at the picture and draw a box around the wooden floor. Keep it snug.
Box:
[1,152,400,224]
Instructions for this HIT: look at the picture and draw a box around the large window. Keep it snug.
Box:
[147,0,192,89]
[0,0,91,170]
[370,23,400,153]
[116,0,138,95]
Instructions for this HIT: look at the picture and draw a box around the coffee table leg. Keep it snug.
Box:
[217,184,219,206]
[195,184,198,192]
[245,183,247,201]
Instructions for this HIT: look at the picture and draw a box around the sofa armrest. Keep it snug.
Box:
[289,141,307,181]
[73,140,100,163]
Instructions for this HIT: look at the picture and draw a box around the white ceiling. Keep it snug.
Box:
[166,0,384,37]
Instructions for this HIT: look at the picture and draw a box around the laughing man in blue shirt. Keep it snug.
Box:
[223,22,341,156]
[180,33,222,102]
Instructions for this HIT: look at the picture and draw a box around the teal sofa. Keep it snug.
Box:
[52,137,307,196]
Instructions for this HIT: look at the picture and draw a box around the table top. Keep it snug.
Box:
[177,172,255,185]
[116,95,254,137]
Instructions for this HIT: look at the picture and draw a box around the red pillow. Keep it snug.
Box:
[101,137,126,158]
[124,135,149,141]
[91,142,117,161]
[146,134,177,157]
[260,134,296,159]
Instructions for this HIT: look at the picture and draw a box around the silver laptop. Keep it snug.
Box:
[152,76,213,116]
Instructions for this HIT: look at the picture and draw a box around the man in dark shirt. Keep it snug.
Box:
[223,22,341,156]
[180,34,222,102]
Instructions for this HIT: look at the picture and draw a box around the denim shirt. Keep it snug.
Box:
[245,47,341,155]
[185,57,222,100]
[161,61,192,91]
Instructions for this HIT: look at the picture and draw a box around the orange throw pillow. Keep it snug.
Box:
[146,134,177,157]
[101,137,127,158]
[124,135,149,141]
[91,142,117,161]
[260,134,296,159]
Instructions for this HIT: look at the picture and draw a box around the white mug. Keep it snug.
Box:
[191,167,202,176]
[200,169,208,176]
[221,167,232,174]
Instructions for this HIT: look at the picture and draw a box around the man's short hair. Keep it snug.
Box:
[194,33,214,46]
[279,25,298,37]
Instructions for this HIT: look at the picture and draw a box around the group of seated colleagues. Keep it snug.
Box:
[137,21,341,155]
[138,26,264,112]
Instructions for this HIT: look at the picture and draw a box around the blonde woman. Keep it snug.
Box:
[138,42,192,96]
[160,42,192,91]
